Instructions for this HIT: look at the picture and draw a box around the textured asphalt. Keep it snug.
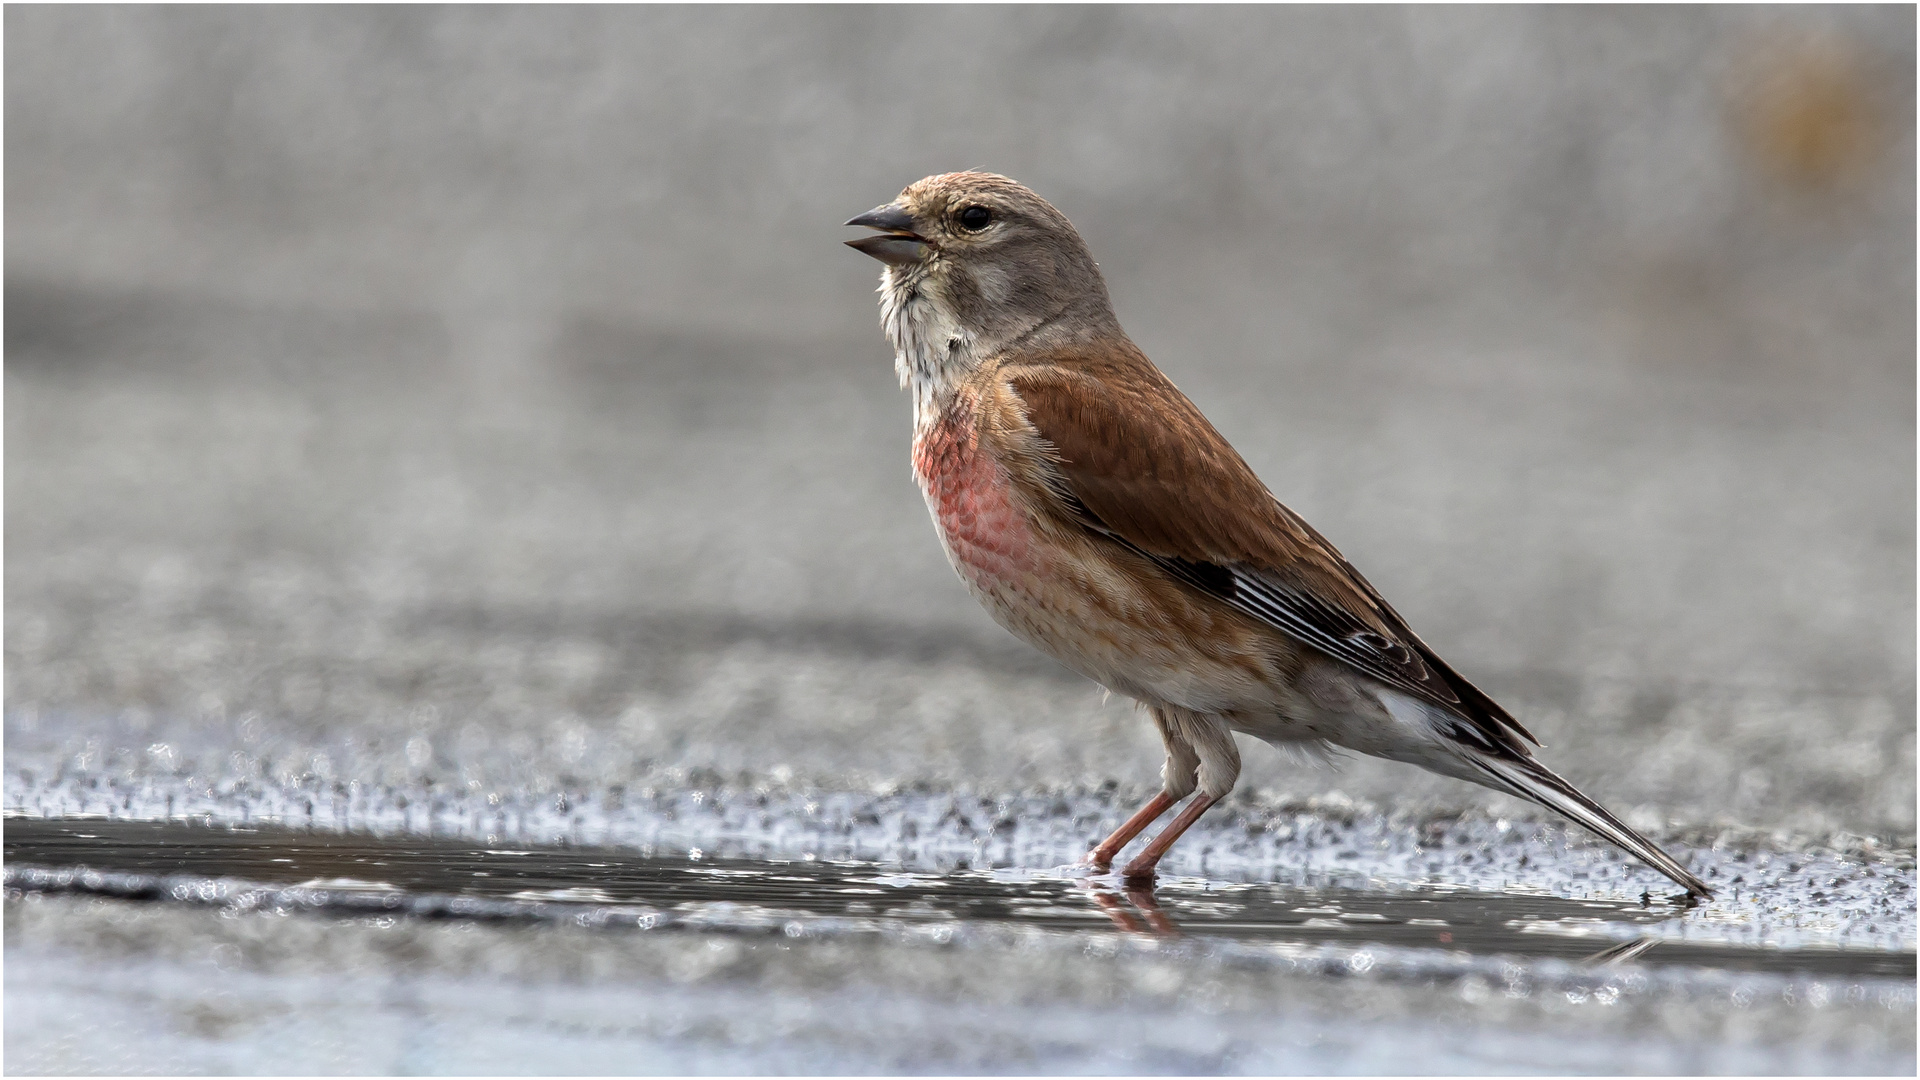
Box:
[6,6,1914,1072]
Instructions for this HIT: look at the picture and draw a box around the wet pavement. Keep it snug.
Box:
[6,817,1913,982]
[11,889,1911,1076]
[7,7,1915,1073]
[8,814,1918,1076]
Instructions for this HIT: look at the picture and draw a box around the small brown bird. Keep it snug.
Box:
[845,172,1710,900]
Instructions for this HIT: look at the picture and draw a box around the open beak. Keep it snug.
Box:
[844,202,929,265]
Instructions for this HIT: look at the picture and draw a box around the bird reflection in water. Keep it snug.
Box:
[1082,879,1182,937]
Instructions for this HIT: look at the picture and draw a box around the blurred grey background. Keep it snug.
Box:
[7,5,1914,836]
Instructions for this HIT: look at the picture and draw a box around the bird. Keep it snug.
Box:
[843,171,1711,900]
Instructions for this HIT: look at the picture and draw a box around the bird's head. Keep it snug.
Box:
[846,173,1117,378]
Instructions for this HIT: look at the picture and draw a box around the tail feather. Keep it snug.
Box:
[1465,754,1712,900]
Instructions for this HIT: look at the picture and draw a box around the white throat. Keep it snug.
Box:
[878,265,976,428]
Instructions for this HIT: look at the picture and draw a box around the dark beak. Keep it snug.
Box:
[844,203,916,232]
[844,202,929,265]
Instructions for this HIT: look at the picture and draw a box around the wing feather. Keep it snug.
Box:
[1002,344,1537,755]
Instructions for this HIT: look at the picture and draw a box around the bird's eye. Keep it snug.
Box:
[956,205,992,231]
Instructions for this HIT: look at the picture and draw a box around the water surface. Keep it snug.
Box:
[9,817,1909,981]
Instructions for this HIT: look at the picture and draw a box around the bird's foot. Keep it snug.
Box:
[1062,854,1110,878]
[1079,845,1120,873]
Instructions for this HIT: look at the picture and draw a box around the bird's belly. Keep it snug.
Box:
[913,421,1282,714]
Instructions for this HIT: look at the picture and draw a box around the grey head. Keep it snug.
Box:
[845,172,1120,373]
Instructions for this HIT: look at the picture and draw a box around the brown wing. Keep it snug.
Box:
[1002,341,1537,755]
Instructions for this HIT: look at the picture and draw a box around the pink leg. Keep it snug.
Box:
[1120,793,1217,884]
[1083,790,1178,871]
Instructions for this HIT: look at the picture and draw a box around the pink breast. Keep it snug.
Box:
[913,408,1036,585]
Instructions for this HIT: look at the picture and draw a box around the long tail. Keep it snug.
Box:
[1464,753,1712,900]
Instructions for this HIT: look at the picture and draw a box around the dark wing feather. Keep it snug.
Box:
[1005,344,1537,756]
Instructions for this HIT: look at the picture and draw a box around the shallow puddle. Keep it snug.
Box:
[5,816,1910,979]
